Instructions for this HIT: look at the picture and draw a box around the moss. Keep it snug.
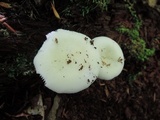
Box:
[0,54,34,79]
[130,39,155,61]
[116,0,155,61]
[63,0,110,17]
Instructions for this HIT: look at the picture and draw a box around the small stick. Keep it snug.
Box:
[0,14,17,34]
[2,22,17,34]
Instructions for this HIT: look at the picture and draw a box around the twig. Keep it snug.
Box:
[0,14,17,34]
[2,22,17,34]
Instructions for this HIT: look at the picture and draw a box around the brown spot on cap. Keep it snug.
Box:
[88,65,91,70]
[86,54,89,58]
[90,40,94,45]
[87,79,90,83]
[55,38,58,43]
[91,80,94,83]
[102,61,110,67]
[84,37,88,40]
[118,57,123,64]
[79,64,83,71]
[67,59,72,64]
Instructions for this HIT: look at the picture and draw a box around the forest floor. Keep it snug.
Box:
[0,0,160,120]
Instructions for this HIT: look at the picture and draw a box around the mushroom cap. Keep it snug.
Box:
[92,36,124,80]
[33,29,101,93]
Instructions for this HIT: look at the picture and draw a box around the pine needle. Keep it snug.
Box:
[51,2,60,19]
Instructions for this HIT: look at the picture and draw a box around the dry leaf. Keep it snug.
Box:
[0,2,12,9]
[2,22,17,34]
[126,87,130,94]
[99,82,105,86]
[105,86,109,97]
[51,3,60,19]
[134,79,143,86]
[47,95,61,120]
[153,93,156,102]
[25,94,45,120]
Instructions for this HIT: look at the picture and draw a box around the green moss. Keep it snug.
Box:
[130,39,155,61]
[92,0,110,11]
[64,0,110,17]
[0,54,34,79]
[128,72,142,86]
[116,0,155,61]
[80,0,110,13]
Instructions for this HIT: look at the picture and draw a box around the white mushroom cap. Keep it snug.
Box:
[33,29,101,93]
[92,36,124,80]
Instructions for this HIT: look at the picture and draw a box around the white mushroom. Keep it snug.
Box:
[33,29,101,93]
[92,36,124,80]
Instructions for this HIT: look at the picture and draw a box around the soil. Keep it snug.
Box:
[0,0,160,120]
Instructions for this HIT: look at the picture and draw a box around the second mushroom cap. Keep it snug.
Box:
[92,36,125,80]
